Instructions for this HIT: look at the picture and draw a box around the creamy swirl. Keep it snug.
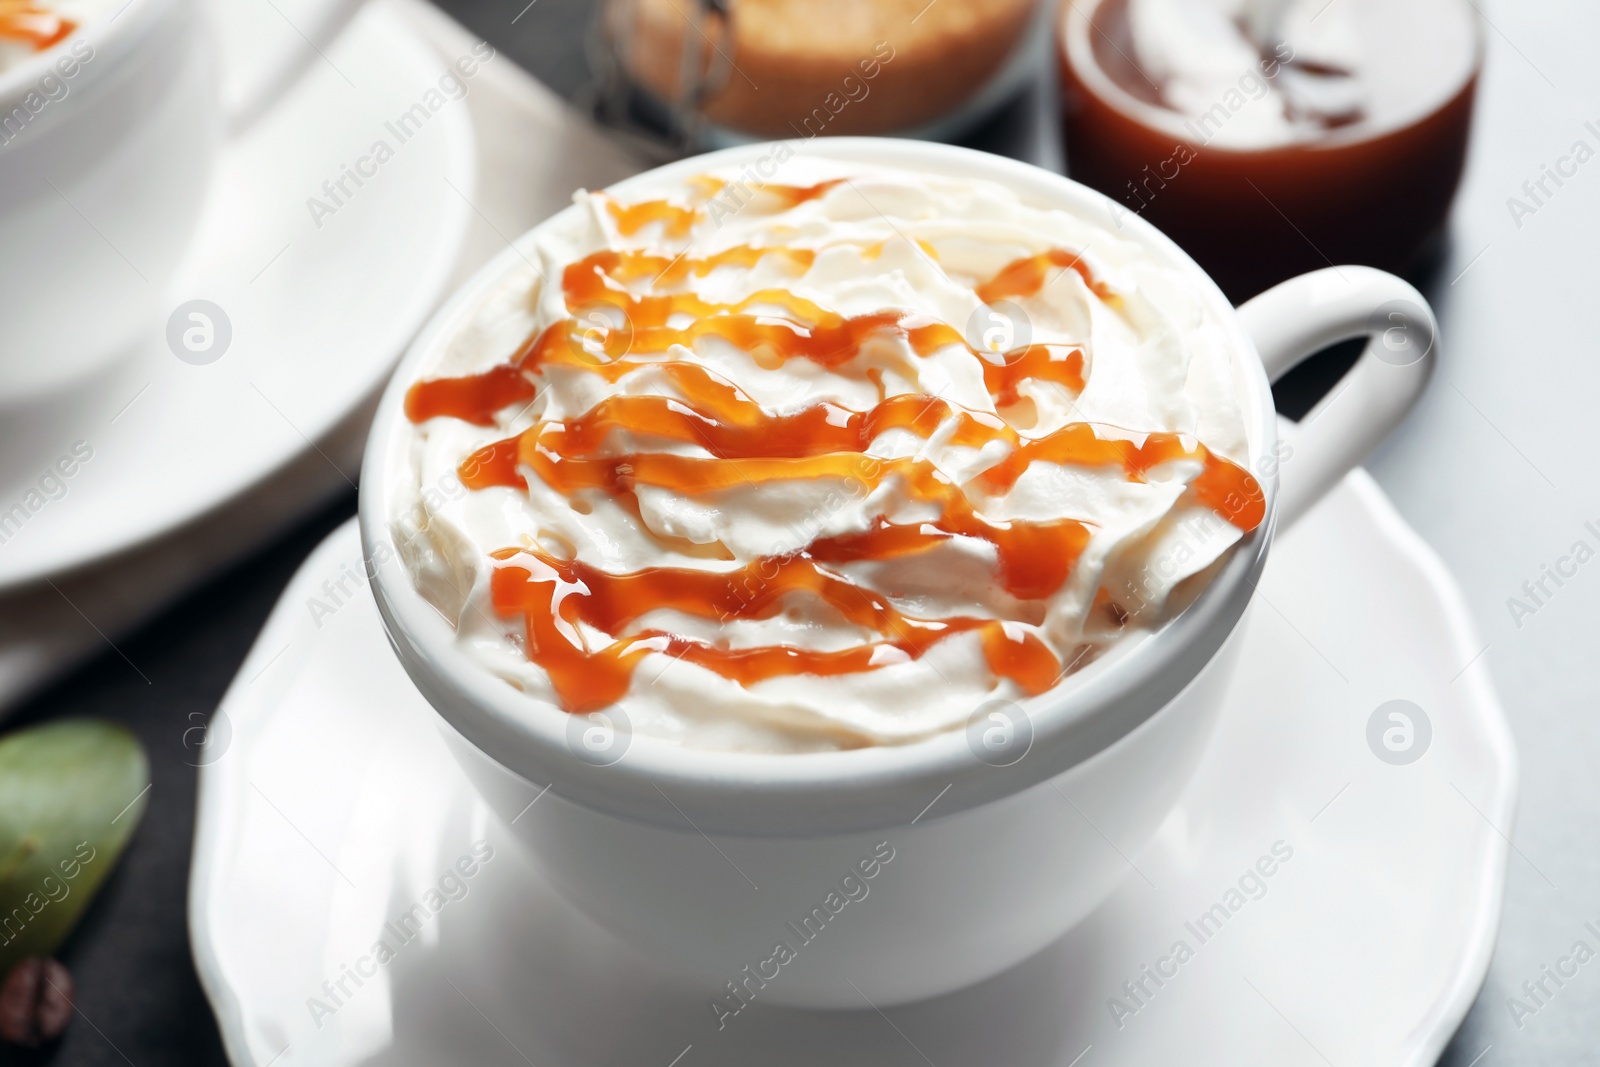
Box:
[392,156,1261,753]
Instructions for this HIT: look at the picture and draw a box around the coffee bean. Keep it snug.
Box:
[0,958,74,1047]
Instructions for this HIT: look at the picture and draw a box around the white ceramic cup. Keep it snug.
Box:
[0,0,366,400]
[360,139,1437,1009]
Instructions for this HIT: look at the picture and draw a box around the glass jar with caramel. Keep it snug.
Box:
[1059,0,1483,301]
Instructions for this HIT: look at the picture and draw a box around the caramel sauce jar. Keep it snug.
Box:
[1059,0,1482,301]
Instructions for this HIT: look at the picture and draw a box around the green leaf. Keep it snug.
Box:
[0,719,150,972]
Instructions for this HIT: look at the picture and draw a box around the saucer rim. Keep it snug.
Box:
[1350,468,1516,1066]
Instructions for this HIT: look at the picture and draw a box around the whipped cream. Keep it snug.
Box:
[393,157,1260,753]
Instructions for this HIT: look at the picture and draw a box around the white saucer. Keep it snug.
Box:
[189,472,1515,1067]
[0,0,473,591]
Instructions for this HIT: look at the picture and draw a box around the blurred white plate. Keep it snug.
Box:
[0,0,473,590]
[189,473,1515,1067]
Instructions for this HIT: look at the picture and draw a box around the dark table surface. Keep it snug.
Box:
[12,1,1595,1064]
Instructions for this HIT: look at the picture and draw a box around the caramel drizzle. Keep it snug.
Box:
[490,548,1060,712]
[978,248,1118,304]
[424,246,1091,395]
[0,1,74,49]
[599,178,846,239]
[406,222,1264,713]
[453,371,1255,602]
[405,363,535,426]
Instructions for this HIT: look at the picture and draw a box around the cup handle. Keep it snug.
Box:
[221,0,369,133]
[1236,266,1438,531]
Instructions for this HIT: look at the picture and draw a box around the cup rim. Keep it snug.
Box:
[359,137,1278,838]
[1058,0,1487,154]
[0,0,168,108]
